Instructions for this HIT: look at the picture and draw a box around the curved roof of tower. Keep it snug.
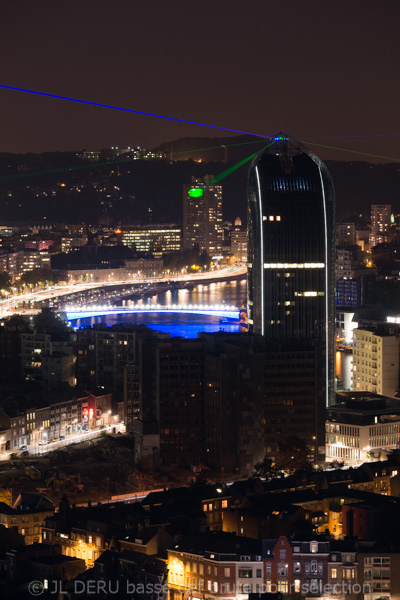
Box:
[253,132,330,172]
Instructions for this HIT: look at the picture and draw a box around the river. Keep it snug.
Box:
[70,279,248,338]
[71,276,354,392]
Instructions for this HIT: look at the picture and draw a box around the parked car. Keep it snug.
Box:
[20,445,28,451]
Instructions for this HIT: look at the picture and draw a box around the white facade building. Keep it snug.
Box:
[352,328,400,397]
[326,394,400,465]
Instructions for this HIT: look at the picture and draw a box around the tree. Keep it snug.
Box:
[0,272,12,295]
[33,307,70,334]
[4,314,30,329]
[276,435,313,474]
[253,458,283,481]
[20,268,58,288]
[58,493,71,513]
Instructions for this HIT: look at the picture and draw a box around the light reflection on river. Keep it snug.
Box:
[144,279,247,308]
[71,279,248,339]
[71,278,355,389]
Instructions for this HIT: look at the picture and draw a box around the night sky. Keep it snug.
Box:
[1,0,400,162]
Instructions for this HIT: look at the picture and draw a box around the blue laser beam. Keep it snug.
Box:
[2,85,399,143]
[0,84,274,140]
[300,134,400,140]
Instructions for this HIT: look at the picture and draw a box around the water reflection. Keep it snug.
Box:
[72,279,248,339]
[145,279,247,307]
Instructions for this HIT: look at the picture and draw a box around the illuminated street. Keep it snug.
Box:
[0,265,246,317]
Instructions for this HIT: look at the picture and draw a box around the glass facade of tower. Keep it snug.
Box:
[247,135,335,407]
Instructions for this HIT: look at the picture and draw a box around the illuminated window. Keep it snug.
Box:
[239,569,253,578]
[332,568,337,579]
[278,581,289,593]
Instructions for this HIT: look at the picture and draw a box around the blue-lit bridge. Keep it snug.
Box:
[65,303,242,320]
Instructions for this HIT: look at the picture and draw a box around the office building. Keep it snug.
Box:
[247,135,335,460]
[335,278,363,308]
[119,225,181,256]
[370,204,391,249]
[335,246,366,308]
[201,333,265,474]
[134,337,205,466]
[326,393,400,465]
[183,175,223,256]
[336,246,364,280]
[231,227,247,262]
[336,222,356,246]
[263,340,324,461]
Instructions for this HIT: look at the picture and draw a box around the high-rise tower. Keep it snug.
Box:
[247,134,335,408]
[183,175,223,256]
[370,204,391,249]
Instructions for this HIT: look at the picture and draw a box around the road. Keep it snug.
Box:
[0,265,246,317]
[0,423,125,461]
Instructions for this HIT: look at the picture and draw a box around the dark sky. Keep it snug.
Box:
[1,0,400,161]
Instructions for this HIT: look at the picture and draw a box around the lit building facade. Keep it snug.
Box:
[21,331,76,390]
[247,135,336,457]
[9,391,113,450]
[231,228,247,262]
[336,222,356,246]
[352,327,400,397]
[119,225,181,256]
[183,175,223,256]
[326,394,400,465]
[370,204,391,249]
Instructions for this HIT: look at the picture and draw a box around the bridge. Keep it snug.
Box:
[0,266,246,318]
[65,303,242,320]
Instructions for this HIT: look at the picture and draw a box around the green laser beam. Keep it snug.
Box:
[207,141,276,186]
[0,158,129,182]
[208,153,258,185]
[0,139,268,183]
[171,138,268,158]
[4,136,396,185]
[300,140,400,162]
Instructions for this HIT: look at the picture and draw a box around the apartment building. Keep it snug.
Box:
[352,327,400,397]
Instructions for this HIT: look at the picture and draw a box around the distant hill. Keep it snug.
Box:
[0,138,399,224]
